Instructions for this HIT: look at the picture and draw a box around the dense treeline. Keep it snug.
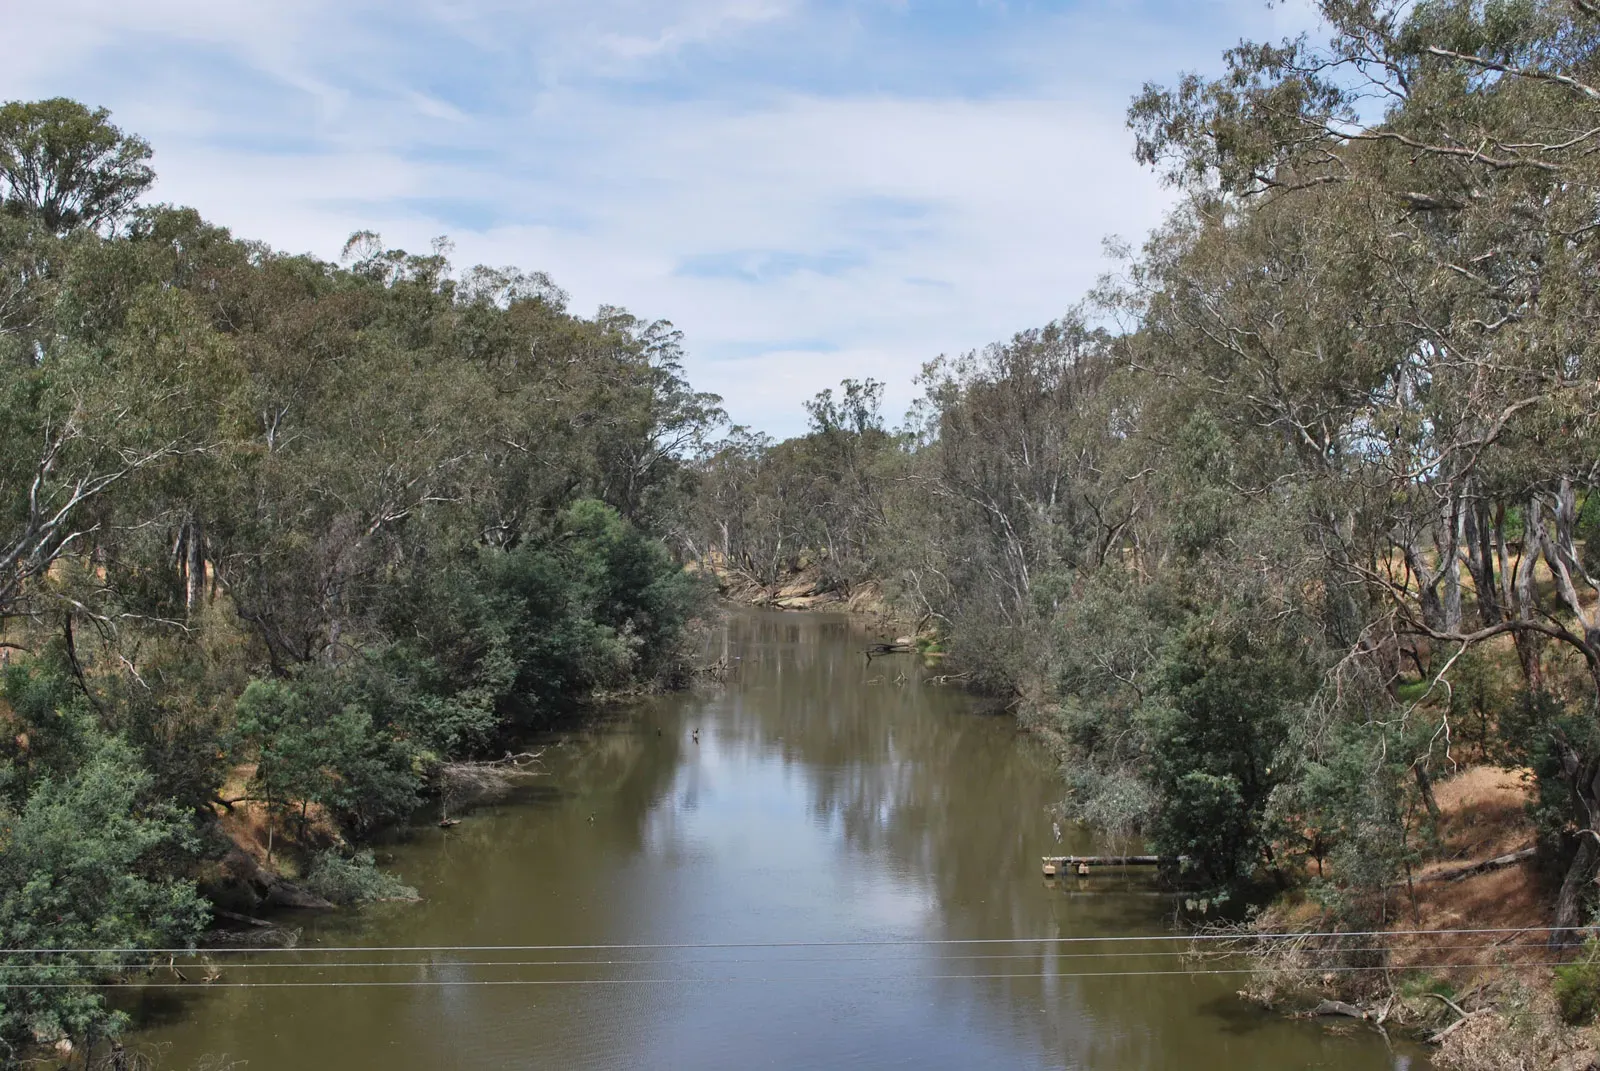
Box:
[0,99,718,1059]
[690,0,1600,935]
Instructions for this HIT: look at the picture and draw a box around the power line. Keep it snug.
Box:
[0,940,1571,972]
[3,924,1582,956]
[11,960,1572,990]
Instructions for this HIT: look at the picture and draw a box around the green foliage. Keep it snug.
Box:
[689,378,899,590]
[0,97,153,233]
[12,0,1600,1039]
[376,499,702,749]
[1579,491,1600,580]
[1394,679,1430,703]
[0,731,208,1056]
[1554,945,1600,1025]
[482,499,697,706]
[1147,625,1310,891]
[1496,689,1597,851]
[1294,713,1423,924]
[1059,764,1158,839]
[235,676,420,837]
[228,502,701,851]
[684,0,1600,935]
[0,95,725,1061]
[301,850,417,906]
[0,658,98,794]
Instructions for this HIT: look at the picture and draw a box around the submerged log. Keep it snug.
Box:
[223,849,336,910]
[212,908,274,928]
[1308,1000,1369,1020]
[263,878,335,911]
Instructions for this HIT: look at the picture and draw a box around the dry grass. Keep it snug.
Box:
[1384,766,1550,971]
[1429,766,1538,868]
[1242,761,1588,1062]
[212,763,341,878]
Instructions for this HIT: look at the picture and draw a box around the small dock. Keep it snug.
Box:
[1042,854,1164,876]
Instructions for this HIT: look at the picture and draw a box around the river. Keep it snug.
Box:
[131,609,1423,1069]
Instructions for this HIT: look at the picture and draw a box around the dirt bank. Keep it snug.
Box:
[688,552,902,624]
[1244,763,1598,1069]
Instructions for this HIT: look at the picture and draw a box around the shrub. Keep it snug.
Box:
[1553,949,1600,1025]
[301,850,418,906]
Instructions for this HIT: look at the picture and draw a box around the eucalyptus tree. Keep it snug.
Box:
[0,98,152,234]
[0,96,719,1064]
[1129,0,1600,923]
[892,319,1126,691]
[0,220,241,631]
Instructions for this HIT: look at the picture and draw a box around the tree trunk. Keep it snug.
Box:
[1414,762,1443,827]
[1463,498,1499,628]
[185,517,205,617]
[1507,504,1545,689]
[1555,754,1600,936]
[1554,833,1599,936]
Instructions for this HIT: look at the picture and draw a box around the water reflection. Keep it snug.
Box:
[131,610,1421,1070]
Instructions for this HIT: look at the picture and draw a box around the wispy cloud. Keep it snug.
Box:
[1,0,1322,435]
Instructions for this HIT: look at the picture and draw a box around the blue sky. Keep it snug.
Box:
[4,0,1316,435]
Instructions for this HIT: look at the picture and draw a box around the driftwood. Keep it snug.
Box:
[1421,993,1494,1044]
[1428,1008,1492,1044]
[438,752,544,794]
[698,658,735,682]
[1422,991,1473,1020]
[439,750,545,817]
[222,849,335,910]
[1041,854,1165,867]
[865,642,914,660]
[263,879,335,911]
[1309,999,1369,1020]
[208,925,300,948]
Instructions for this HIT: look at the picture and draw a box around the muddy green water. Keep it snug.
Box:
[132,610,1423,1069]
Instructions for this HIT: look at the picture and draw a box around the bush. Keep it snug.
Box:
[301,850,418,906]
[1553,948,1600,1025]
[0,732,209,1055]
[372,499,704,746]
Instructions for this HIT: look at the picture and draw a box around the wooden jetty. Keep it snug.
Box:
[1042,854,1165,877]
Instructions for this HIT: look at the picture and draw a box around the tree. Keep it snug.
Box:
[1147,625,1309,893]
[1127,0,1600,926]
[234,676,420,844]
[0,99,725,1064]
[0,99,153,234]
[0,732,208,1060]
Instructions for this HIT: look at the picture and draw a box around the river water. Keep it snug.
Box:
[133,610,1422,1069]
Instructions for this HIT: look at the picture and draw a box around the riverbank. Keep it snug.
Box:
[1234,762,1596,1070]
[688,553,908,629]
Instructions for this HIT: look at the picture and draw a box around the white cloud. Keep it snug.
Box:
[140,92,1164,431]
[593,0,802,62]
[0,0,1316,435]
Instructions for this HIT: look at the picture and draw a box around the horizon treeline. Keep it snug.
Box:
[687,0,1600,933]
[0,98,721,1058]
